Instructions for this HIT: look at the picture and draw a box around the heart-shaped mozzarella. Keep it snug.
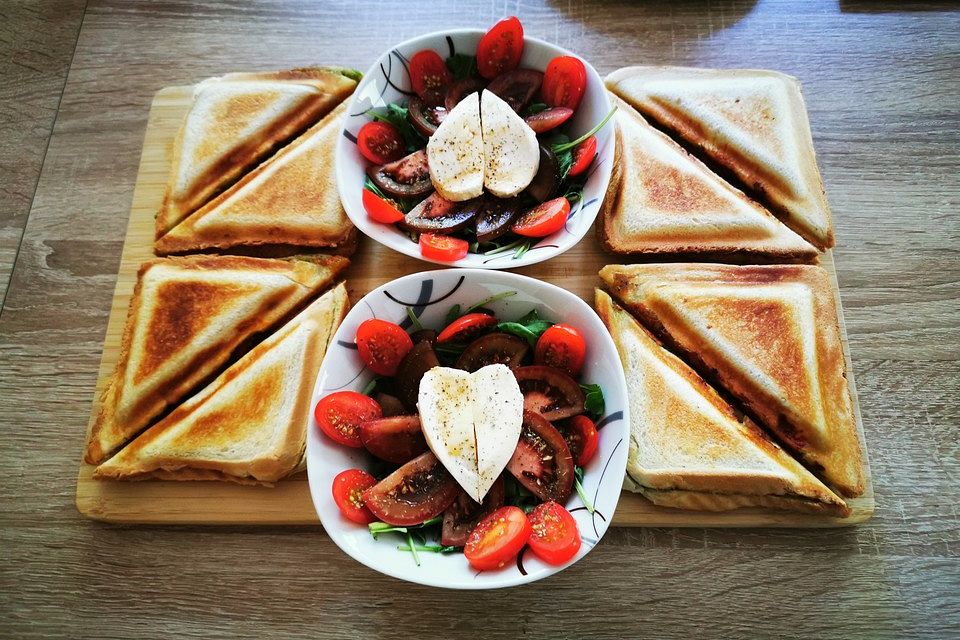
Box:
[427,92,484,202]
[417,364,524,502]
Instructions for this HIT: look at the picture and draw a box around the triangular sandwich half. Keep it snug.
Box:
[94,284,349,485]
[84,254,348,464]
[599,95,817,261]
[157,67,357,238]
[595,289,848,516]
[600,263,864,497]
[155,101,355,255]
[605,66,834,249]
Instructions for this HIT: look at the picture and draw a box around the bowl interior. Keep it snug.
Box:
[336,29,614,269]
[306,269,629,589]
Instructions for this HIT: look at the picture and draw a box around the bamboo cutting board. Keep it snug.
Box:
[75,86,874,527]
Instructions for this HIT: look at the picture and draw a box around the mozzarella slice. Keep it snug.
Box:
[480,89,540,198]
[426,92,484,202]
[417,364,524,502]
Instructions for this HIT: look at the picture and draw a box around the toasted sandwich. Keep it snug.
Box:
[156,67,358,238]
[599,95,817,261]
[600,263,865,497]
[605,66,834,249]
[84,254,348,465]
[94,284,349,485]
[155,101,355,255]
[596,289,848,516]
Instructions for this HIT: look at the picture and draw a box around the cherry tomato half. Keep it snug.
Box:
[314,391,382,448]
[464,506,532,571]
[437,312,497,343]
[419,233,469,262]
[362,188,404,224]
[541,56,587,111]
[563,415,599,466]
[356,318,414,376]
[524,107,573,133]
[568,136,597,177]
[534,323,587,375]
[511,197,571,238]
[332,469,378,524]
[476,16,524,80]
[527,501,581,565]
[356,121,405,165]
[409,50,452,99]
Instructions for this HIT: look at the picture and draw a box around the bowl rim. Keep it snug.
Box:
[306,268,631,589]
[335,27,614,270]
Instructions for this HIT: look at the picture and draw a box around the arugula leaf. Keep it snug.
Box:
[445,53,477,81]
[580,383,605,418]
[574,465,595,514]
[445,290,518,324]
[398,543,460,554]
[496,309,554,346]
[405,307,424,331]
[360,377,378,396]
[364,177,418,214]
[523,102,548,116]
[369,102,427,152]
[551,106,617,154]
[444,304,462,326]
[513,240,533,260]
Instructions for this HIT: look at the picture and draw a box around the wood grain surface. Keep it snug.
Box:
[73,85,875,528]
[1,1,958,638]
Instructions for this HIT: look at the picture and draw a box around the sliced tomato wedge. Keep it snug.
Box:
[355,318,414,376]
[332,469,378,524]
[359,415,428,464]
[476,16,524,80]
[511,197,570,238]
[437,312,497,344]
[419,233,469,261]
[409,50,452,99]
[441,477,505,547]
[357,121,405,165]
[362,188,404,224]
[362,451,460,526]
[506,410,575,503]
[534,323,587,376]
[464,506,532,571]
[524,107,573,133]
[314,391,382,448]
[527,501,581,565]
[541,56,587,111]
[568,135,597,177]
[561,415,599,466]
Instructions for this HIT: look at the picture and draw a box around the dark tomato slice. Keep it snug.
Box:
[362,188,404,224]
[486,68,543,112]
[409,328,438,345]
[395,340,441,409]
[476,16,524,80]
[568,135,597,177]
[437,312,497,344]
[455,332,530,372]
[512,197,571,238]
[441,476,505,547]
[420,233,469,262]
[408,97,446,136]
[357,121,405,165]
[541,55,587,111]
[355,318,414,376]
[409,50,452,98]
[314,391,382,448]
[506,410,575,503]
[534,323,587,376]
[561,415,599,466]
[463,506,532,571]
[367,149,434,199]
[445,77,486,111]
[524,107,574,133]
[527,501,581,565]
[374,392,406,418]
[362,451,460,526]
[474,197,522,243]
[526,145,560,203]
[400,194,476,234]
[359,415,428,464]
[332,469,378,524]
[513,365,586,421]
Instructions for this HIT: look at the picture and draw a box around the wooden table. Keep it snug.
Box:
[2,1,958,637]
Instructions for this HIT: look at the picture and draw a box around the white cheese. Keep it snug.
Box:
[426,92,485,202]
[480,89,540,198]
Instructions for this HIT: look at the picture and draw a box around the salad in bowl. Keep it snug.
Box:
[337,18,616,268]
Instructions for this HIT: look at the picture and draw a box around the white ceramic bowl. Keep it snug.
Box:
[307,270,629,589]
[336,28,614,269]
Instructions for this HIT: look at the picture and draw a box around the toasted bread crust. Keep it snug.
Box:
[636,486,850,517]
[84,255,348,465]
[600,264,865,497]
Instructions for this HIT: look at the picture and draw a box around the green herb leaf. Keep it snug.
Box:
[364,177,419,214]
[398,543,460,554]
[405,307,424,331]
[483,238,527,256]
[369,102,427,152]
[551,106,617,155]
[523,102,549,116]
[445,53,477,81]
[406,531,421,566]
[361,378,378,396]
[513,240,533,260]
[496,309,554,346]
[574,465,595,513]
[444,304,462,326]
[580,383,605,418]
